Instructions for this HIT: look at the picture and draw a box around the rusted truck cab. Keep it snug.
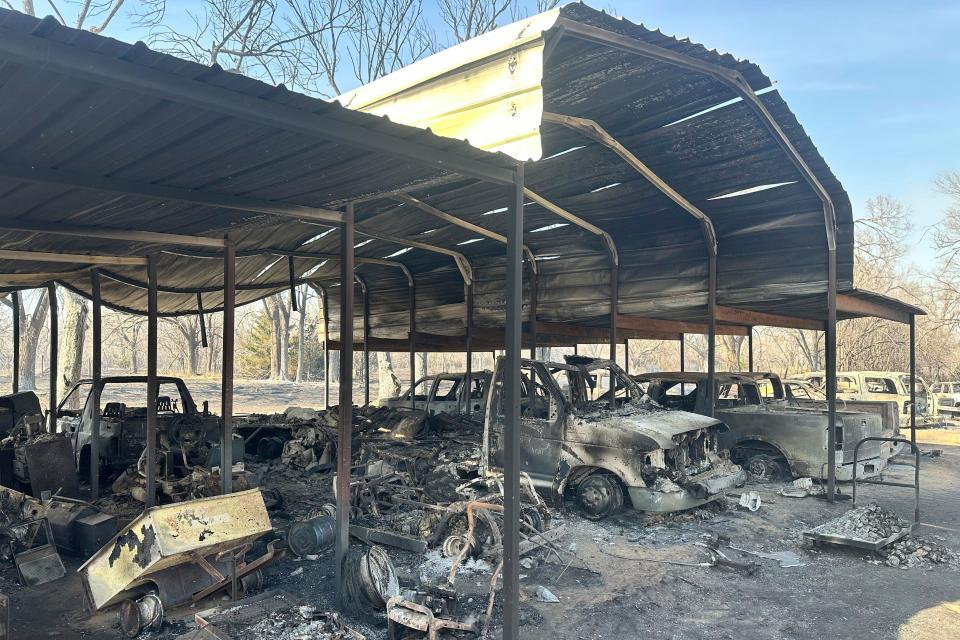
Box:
[56,376,220,479]
[383,371,492,416]
[636,372,891,482]
[482,356,744,519]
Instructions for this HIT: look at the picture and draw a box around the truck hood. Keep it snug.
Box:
[568,406,725,451]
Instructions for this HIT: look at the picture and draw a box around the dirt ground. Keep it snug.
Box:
[8,441,959,640]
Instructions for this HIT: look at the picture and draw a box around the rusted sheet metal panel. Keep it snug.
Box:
[79,489,272,611]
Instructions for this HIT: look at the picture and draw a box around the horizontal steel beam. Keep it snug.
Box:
[0,162,343,224]
[0,220,227,248]
[0,269,90,285]
[0,28,516,186]
[0,249,147,266]
[836,293,911,325]
[715,305,825,331]
[354,225,473,285]
[616,313,748,336]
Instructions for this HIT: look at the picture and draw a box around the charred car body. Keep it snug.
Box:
[56,377,224,495]
[383,371,492,416]
[482,356,745,519]
[635,371,894,482]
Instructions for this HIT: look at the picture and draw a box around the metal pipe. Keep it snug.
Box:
[335,203,355,609]
[465,283,474,415]
[679,333,685,396]
[11,291,19,393]
[707,250,717,417]
[748,327,754,372]
[145,256,158,508]
[221,240,236,495]
[609,260,619,409]
[409,280,416,403]
[529,266,538,359]
[320,285,330,409]
[47,282,58,433]
[360,276,370,407]
[91,270,102,500]
[909,314,916,447]
[825,249,838,501]
[624,339,629,375]
[196,292,208,348]
[288,256,298,312]
[503,163,524,640]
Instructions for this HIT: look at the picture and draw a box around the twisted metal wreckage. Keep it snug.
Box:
[0,4,925,638]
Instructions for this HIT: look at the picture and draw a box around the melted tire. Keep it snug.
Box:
[575,472,624,520]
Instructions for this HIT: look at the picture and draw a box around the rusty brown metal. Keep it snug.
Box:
[335,203,355,608]
[46,282,57,433]
[221,240,236,496]
[11,290,18,393]
[91,269,102,500]
[145,255,158,507]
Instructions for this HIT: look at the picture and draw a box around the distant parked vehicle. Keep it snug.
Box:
[383,371,492,416]
[634,371,894,482]
[801,370,931,420]
[931,381,960,411]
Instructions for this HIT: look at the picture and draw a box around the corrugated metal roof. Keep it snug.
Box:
[0,4,920,341]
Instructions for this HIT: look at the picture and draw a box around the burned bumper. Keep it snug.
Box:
[628,462,746,513]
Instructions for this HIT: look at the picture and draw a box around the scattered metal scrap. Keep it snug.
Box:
[0,487,66,586]
[804,503,913,551]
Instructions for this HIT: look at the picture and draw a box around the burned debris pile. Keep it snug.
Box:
[878,536,960,568]
[809,503,910,543]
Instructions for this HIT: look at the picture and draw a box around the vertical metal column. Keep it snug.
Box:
[11,291,19,393]
[145,256,158,508]
[624,339,630,375]
[707,250,717,417]
[409,279,416,399]
[335,204,355,608]
[825,250,838,501]
[503,163,524,640]
[465,283,474,415]
[680,334,685,371]
[748,328,754,372]
[362,279,370,407]
[529,267,538,359]
[196,292,208,348]
[47,283,58,432]
[91,270,102,500]
[609,261,619,408]
[320,285,330,409]
[222,240,236,495]
[909,314,916,447]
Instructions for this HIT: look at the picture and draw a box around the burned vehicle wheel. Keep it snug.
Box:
[745,453,787,481]
[575,473,624,520]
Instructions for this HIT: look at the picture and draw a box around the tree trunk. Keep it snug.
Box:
[417,352,429,379]
[295,286,306,382]
[60,291,88,408]
[377,352,401,401]
[19,290,50,391]
[279,297,291,382]
[329,349,340,384]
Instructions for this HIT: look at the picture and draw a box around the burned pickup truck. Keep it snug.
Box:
[482,356,745,519]
[56,377,233,501]
[634,372,894,482]
[383,370,492,416]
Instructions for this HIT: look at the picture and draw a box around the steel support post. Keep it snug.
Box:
[609,261,619,409]
[11,291,18,393]
[503,164,524,640]
[409,280,416,400]
[909,314,916,447]
[47,283,58,432]
[361,279,370,407]
[197,292,208,348]
[288,256,298,312]
[91,270,102,500]
[222,240,236,495]
[145,256,158,508]
[465,284,474,415]
[335,203,355,608]
[707,251,717,417]
[748,328,754,372]
[529,267,538,359]
[320,285,330,409]
[624,339,630,375]
[679,333,686,395]
[825,250,838,501]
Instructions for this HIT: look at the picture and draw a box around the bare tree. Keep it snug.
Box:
[0,290,48,390]
[438,0,516,43]
[59,290,88,403]
[347,0,432,83]
[18,0,164,33]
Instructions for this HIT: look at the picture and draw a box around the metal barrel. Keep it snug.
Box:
[287,515,336,557]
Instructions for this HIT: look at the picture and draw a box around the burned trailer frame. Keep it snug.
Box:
[482,356,745,518]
